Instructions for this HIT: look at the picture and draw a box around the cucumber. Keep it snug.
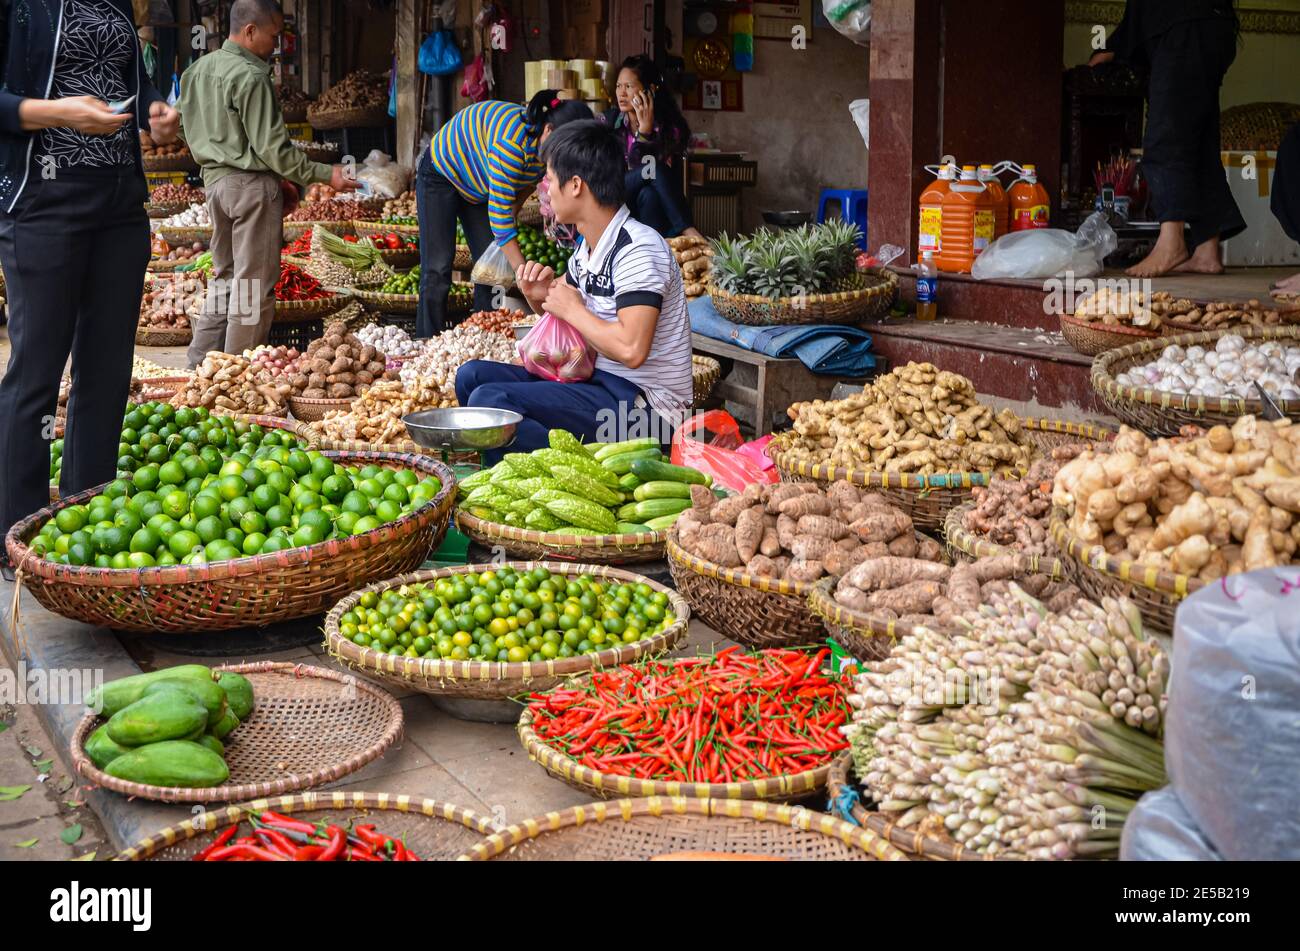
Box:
[629,458,712,486]
[631,498,692,521]
[616,501,642,522]
[644,512,686,531]
[618,472,642,491]
[615,522,654,534]
[601,448,662,475]
[633,480,693,502]
[594,438,659,462]
[584,442,609,457]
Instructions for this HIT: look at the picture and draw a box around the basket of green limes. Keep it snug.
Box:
[516,224,568,276]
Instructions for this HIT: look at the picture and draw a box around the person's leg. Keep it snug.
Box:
[415,154,459,337]
[458,198,496,314]
[1272,123,1300,294]
[648,165,696,238]
[224,172,283,353]
[189,177,234,366]
[629,183,674,235]
[0,182,90,539]
[64,174,150,497]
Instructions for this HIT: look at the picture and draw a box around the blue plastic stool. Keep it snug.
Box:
[817,188,869,248]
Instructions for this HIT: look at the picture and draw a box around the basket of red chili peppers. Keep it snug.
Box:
[518,647,850,803]
[114,790,502,861]
[274,262,345,321]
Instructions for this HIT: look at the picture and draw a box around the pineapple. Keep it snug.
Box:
[820,218,865,293]
[710,233,753,295]
[711,220,865,299]
[750,238,800,300]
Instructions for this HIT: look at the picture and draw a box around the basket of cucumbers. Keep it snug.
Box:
[453,429,712,564]
[71,661,403,803]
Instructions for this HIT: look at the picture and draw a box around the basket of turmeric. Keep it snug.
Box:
[665,480,947,650]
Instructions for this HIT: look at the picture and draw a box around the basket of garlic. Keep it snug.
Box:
[1092,326,1300,436]
[1049,416,1300,633]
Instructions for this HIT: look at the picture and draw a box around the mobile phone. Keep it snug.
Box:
[108,94,136,114]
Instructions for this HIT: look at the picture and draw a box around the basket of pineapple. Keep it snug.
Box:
[707,220,898,327]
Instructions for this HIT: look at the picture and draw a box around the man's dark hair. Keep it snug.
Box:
[230,0,283,34]
[540,120,626,208]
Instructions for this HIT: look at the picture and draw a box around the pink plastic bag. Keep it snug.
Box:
[517,313,596,383]
[671,411,779,493]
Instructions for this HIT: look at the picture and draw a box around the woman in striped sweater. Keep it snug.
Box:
[417,91,590,336]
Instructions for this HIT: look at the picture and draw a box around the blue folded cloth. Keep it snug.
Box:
[689,296,876,376]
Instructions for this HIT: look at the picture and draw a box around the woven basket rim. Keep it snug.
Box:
[135,326,192,346]
[354,220,420,235]
[114,789,503,860]
[706,267,899,308]
[283,219,360,235]
[289,394,354,408]
[71,661,404,803]
[6,450,455,587]
[459,795,907,861]
[942,502,1070,579]
[456,509,667,553]
[664,532,817,598]
[1018,416,1116,442]
[155,225,213,240]
[1050,509,1200,599]
[307,104,390,129]
[142,154,198,172]
[766,432,1001,491]
[323,560,690,685]
[1091,324,1300,415]
[1059,311,1162,337]
[807,576,919,641]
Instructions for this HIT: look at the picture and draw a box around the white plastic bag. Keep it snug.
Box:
[849,99,870,150]
[1120,787,1223,861]
[824,0,871,46]
[471,241,516,288]
[355,151,411,199]
[971,211,1117,280]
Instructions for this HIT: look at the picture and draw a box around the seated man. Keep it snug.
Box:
[456,120,693,463]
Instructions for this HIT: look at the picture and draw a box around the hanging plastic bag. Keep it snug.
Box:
[461,54,490,103]
[849,99,870,149]
[517,313,596,383]
[670,411,779,493]
[387,58,398,119]
[824,0,872,46]
[470,241,517,289]
[972,211,1117,280]
[1120,787,1223,861]
[418,29,463,77]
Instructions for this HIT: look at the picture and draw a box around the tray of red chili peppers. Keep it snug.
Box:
[274,262,344,321]
[518,647,850,803]
[191,810,420,861]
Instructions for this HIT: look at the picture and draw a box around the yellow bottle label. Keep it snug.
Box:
[973,210,996,251]
[919,207,943,251]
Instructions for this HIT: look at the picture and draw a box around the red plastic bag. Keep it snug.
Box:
[517,313,596,383]
[671,411,779,493]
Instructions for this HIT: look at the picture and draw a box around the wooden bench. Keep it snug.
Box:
[691,333,881,436]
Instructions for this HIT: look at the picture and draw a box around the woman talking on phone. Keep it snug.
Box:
[0,0,179,575]
[602,56,702,241]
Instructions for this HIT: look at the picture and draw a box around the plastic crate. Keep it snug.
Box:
[689,157,758,187]
[269,318,323,350]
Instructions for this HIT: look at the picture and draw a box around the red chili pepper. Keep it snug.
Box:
[192,825,238,861]
[318,826,346,862]
[260,811,317,835]
[207,843,288,862]
[293,845,325,861]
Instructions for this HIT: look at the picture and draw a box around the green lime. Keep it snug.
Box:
[299,509,332,535]
[160,489,189,520]
[132,466,160,492]
[218,474,247,501]
[195,516,225,545]
[127,551,156,569]
[266,470,291,496]
[260,535,289,554]
[113,510,142,535]
[382,483,409,505]
[265,505,292,530]
[293,490,322,513]
[55,507,87,533]
[193,494,221,521]
[223,526,246,549]
[374,500,401,524]
[204,540,241,562]
[286,451,311,477]
[157,460,184,486]
[335,511,360,535]
[242,532,268,556]
[310,455,335,481]
[393,469,419,488]
[250,483,279,513]
[129,527,160,554]
[240,511,268,535]
[291,524,324,548]
[341,491,370,515]
[357,479,383,499]
[169,530,201,559]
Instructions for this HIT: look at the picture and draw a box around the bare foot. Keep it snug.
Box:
[1174,239,1224,275]
[1127,245,1189,278]
[1272,272,1300,295]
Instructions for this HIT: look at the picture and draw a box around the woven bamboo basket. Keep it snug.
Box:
[826,753,1005,861]
[665,533,824,649]
[459,796,907,861]
[283,219,355,242]
[145,258,193,273]
[1059,313,1162,356]
[354,219,419,237]
[133,375,193,400]
[135,325,192,347]
[1049,510,1192,635]
[273,294,344,323]
[288,394,356,423]
[308,104,389,130]
[71,662,403,804]
[707,268,898,327]
[516,196,544,229]
[456,510,665,564]
[156,225,213,246]
[373,247,420,270]
[692,354,721,407]
[766,433,1001,535]
[142,153,198,173]
[6,451,455,634]
[282,103,310,123]
[453,244,473,271]
[1092,325,1300,435]
[296,144,341,163]
[324,561,689,702]
[350,282,419,315]
[1018,416,1115,453]
[942,502,1071,578]
[116,790,500,860]
[146,202,186,218]
[312,432,478,465]
[807,576,916,664]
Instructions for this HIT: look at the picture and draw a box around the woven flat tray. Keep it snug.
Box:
[1059,312,1162,356]
[308,105,389,130]
[355,220,419,237]
[135,325,192,347]
[350,283,419,314]
[665,534,824,649]
[456,510,666,564]
[324,561,689,702]
[1018,416,1115,453]
[142,154,198,172]
[692,354,721,407]
[71,662,404,803]
[156,225,213,245]
[282,220,356,242]
[117,790,501,860]
[806,577,913,663]
[274,295,345,323]
[459,796,907,861]
[707,268,898,327]
[1092,325,1300,435]
[288,395,354,422]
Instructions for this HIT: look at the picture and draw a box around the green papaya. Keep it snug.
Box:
[196,734,225,758]
[85,724,133,770]
[104,741,229,788]
[143,678,227,728]
[210,709,240,740]
[86,664,214,718]
[106,690,208,747]
[214,671,254,720]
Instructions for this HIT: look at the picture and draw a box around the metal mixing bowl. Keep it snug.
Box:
[402,407,523,453]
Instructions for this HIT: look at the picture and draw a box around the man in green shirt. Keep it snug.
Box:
[180,0,356,366]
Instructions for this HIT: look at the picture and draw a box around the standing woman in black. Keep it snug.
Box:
[1091,0,1244,277]
[0,0,178,574]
